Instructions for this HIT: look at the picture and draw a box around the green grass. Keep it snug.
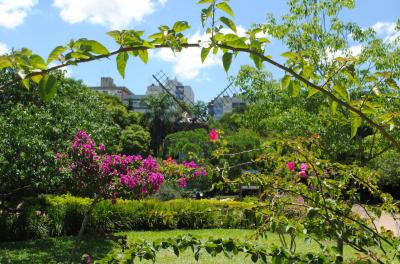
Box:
[0,229,361,263]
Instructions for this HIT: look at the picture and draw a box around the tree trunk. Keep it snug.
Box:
[68,197,100,264]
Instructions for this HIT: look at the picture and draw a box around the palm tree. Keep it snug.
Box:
[141,93,181,155]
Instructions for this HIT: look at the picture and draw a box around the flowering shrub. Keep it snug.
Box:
[209,128,219,141]
[286,161,309,178]
[57,131,207,202]
[161,157,208,188]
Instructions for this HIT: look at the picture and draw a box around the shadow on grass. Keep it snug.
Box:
[0,235,116,264]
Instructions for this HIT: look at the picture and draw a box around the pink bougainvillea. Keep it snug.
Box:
[298,170,307,178]
[209,128,219,141]
[286,162,295,172]
[286,161,310,179]
[300,163,308,171]
[57,131,208,202]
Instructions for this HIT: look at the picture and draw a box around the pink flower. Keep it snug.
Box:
[209,128,219,141]
[298,171,307,178]
[286,162,295,172]
[85,255,90,264]
[182,161,198,169]
[55,152,62,160]
[178,177,188,188]
[300,163,308,171]
[98,144,106,152]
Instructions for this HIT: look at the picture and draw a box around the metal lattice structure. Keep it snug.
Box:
[207,81,245,119]
[152,70,246,126]
[152,71,207,130]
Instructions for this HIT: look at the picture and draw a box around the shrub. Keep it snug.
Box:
[0,195,256,241]
[0,71,119,199]
[119,124,151,155]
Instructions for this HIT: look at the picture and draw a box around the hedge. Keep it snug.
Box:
[0,195,257,241]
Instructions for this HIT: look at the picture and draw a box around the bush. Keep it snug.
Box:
[119,124,151,155]
[0,71,120,199]
[0,195,257,241]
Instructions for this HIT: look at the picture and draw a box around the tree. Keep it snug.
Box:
[232,65,363,163]
[99,93,142,129]
[0,0,399,262]
[163,129,209,161]
[141,94,181,155]
[0,70,119,201]
[119,124,151,155]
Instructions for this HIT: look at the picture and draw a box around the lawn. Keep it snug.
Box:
[0,229,363,263]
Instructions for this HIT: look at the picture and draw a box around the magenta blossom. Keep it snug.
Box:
[209,128,219,141]
[300,163,308,171]
[98,144,106,152]
[286,162,295,172]
[298,171,307,178]
[178,177,188,188]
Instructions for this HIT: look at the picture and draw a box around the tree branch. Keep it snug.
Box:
[2,41,399,152]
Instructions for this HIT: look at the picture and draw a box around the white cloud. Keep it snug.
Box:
[326,45,363,62]
[53,0,165,29]
[0,0,37,29]
[0,42,9,55]
[371,22,399,43]
[152,32,221,80]
[151,26,252,80]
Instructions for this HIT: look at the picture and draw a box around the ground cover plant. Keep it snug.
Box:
[0,229,365,264]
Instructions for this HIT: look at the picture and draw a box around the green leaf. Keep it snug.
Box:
[116,52,129,78]
[281,75,291,90]
[250,53,263,69]
[281,51,298,61]
[222,52,233,72]
[351,113,362,138]
[220,17,237,33]
[197,0,213,3]
[213,47,219,55]
[307,87,319,98]
[47,46,67,64]
[216,2,234,17]
[386,78,399,90]
[138,49,148,64]
[173,21,190,32]
[0,56,12,69]
[22,79,30,90]
[69,52,90,60]
[31,75,43,84]
[39,75,58,101]
[289,81,301,97]
[84,40,109,55]
[29,55,47,70]
[333,84,349,102]
[330,100,338,114]
[201,6,213,27]
[201,47,211,63]
[107,30,121,42]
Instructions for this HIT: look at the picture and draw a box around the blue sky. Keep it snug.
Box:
[0,0,399,102]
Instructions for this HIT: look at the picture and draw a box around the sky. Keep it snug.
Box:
[0,0,399,102]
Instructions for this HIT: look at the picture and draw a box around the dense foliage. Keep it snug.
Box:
[0,71,119,199]
[162,129,209,161]
[0,195,256,241]
[0,0,399,263]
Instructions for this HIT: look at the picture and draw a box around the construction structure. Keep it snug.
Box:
[207,83,246,119]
